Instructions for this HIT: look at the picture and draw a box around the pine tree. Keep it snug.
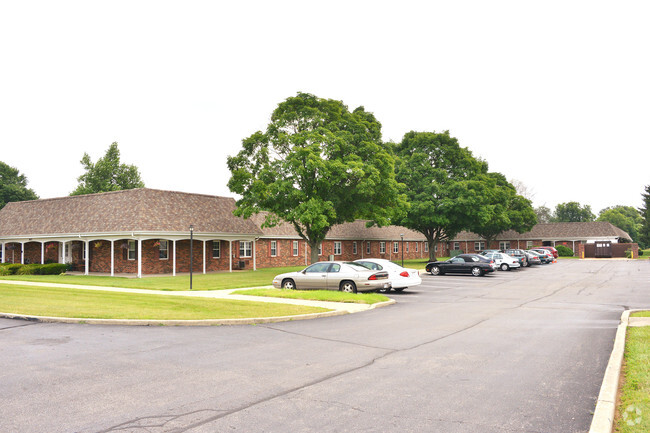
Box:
[639,185,650,248]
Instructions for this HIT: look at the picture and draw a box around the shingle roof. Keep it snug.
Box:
[0,188,263,236]
[453,222,632,242]
[249,213,426,241]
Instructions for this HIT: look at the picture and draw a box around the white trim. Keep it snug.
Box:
[172,239,176,277]
[137,239,142,278]
[84,240,89,275]
[41,242,45,264]
[110,240,115,277]
[202,240,206,274]
[253,238,256,271]
[229,240,232,273]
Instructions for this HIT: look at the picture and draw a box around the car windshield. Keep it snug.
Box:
[304,263,331,273]
[345,263,373,272]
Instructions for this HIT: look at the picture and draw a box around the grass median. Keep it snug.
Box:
[233,288,389,304]
[0,284,329,320]
[615,314,650,432]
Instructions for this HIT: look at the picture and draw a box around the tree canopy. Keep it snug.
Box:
[535,205,553,224]
[227,92,407,264]
[394,131,535,259]
[639,185,650,248]
[0,161,39,209]
[71,142,145,196]
[552,201,595,222]
[597,205,642,244]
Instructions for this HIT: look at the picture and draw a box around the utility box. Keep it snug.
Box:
[328,255,335,261]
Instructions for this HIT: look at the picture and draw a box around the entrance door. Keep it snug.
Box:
[60,243,73,264]
[594,241,612,258]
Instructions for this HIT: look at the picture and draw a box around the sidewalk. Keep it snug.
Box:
[0,280,393,325]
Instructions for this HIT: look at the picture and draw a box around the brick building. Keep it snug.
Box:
[0,188,636,277]
[449,222,633,254]
[0,188,262,277]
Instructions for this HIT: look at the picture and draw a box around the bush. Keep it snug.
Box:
[556,245,574,257]
[1,263,68,275]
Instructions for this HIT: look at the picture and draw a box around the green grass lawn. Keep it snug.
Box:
[233,288,389,304]
[0,266,305,291]
[0,284,328,320]
[615,325,650,432]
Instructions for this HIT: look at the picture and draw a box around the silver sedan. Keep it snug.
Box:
[272,261,391,293]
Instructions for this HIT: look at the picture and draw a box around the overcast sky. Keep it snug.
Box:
[2,1,648,215]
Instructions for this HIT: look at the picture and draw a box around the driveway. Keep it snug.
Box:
[1,260,649,432]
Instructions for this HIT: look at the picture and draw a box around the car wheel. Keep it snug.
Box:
[500,263,509,271]
[281,279,296,290]
[430,266,441,276]
[393,287,405,293]
[471,266,483,277]
[339,281,357,293]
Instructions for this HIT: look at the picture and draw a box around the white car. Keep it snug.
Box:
[354,258,421,292]
[480,251,521,271]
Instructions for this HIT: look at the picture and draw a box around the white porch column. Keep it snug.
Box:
[20,242,25,264]
[229,240,232,272]
[110,240,114,277]
[84,240,89,275]
[202,240,206,274]
[60,241,66,264]
[137,239,142,278]
[41,242,45,264]
[172,240,176,277]
[253,239,257,271]
[1,242,4,263]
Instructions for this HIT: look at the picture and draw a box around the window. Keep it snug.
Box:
[380,241,386,254]
[454,242,460,250]
[415,242,419,252]
[293,240,299,256]
[424,243,429,252]
[270,240,277,257]
[474,242,485,251]
[334,241,342,255]
[500,241,511,250]
[393,242,399,253]
[353,241,357,255]
[305,262,330,273]
[240,241,252,258]
[128,240,136,260]
[406,242,409,253]
[527,241,533,248]
[318,243,322,256]
[213,240,221,258]
[366,242,371,255]
[159,240,169,260]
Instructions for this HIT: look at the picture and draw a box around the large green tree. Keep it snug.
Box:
[470,172,537,248]
[71,142,145,196]
[227,92,407,264]
[0,161,39,209]
[552,201,595,222]
[597,205,642,243]
[639,185,650,248]
[394,130,489,260]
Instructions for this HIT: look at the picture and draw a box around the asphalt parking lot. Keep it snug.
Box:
[1,259,649,432]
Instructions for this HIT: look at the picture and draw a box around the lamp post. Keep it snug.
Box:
[400,233,404,267]
[189,225,194,290]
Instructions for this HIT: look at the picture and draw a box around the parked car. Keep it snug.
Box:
[524,250,542,265]
[272,261,391,293]
[502,249,528,268]
[530,249,553,264]
[535,246,559,258]
[354,258,421,292]
[480,251,521,271]
[426,254,496,277]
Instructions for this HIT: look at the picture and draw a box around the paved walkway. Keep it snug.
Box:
[0,279,385,315]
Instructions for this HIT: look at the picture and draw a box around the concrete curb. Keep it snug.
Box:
[588,309,649,432]
[0,309,353,326]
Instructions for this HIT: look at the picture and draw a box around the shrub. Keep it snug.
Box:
[38,263,68,275]
[0,266,11,276]
[16,264,38,275]
[556,245,574,257]
[1,263,68,275]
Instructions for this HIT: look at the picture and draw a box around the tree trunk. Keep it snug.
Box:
[308,240,320,264]
[427,238,436,261]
